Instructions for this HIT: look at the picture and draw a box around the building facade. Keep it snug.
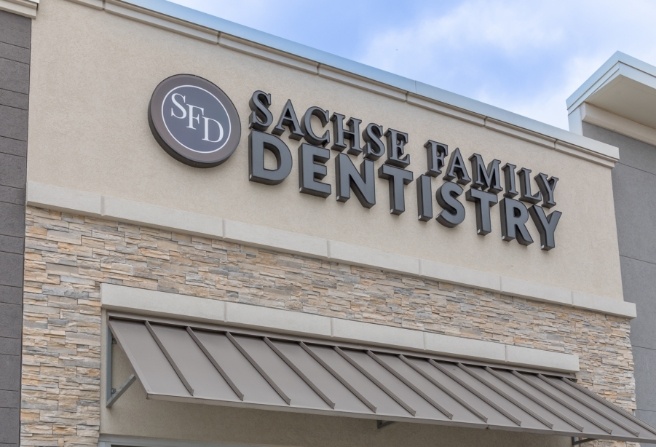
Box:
[568,53,656,445]
[1,1,655,447]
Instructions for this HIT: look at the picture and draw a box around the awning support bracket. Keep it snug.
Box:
[106,374,136,408]
[572,437,595,445]
[377,420,395,430]
[105,327,137,409]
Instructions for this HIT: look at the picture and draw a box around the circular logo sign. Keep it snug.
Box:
[148,74,241,167]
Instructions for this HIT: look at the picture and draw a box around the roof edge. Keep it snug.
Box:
[567,51,656,111]
[0,0,39,18]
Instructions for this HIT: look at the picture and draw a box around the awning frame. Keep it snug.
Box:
[104,312,656,444]
[105,328,137,409]
[103,311,576,410]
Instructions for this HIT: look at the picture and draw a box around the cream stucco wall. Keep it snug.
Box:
[27,0,623,300]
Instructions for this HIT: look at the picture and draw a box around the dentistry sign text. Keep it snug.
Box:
[149,75,562,250]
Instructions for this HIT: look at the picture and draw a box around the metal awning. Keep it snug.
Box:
[107,315,656,444]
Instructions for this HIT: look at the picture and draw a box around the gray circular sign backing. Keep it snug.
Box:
[149,74,241,167]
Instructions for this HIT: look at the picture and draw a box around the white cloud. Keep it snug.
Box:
[477,54,611,129]
[357,0,656,128]
[168,0,656,129]
[360,1,563,76]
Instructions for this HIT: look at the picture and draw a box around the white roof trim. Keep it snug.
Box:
[0,0,38,18]
[567,51,656,113]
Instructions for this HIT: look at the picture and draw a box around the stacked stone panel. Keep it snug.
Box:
[21,207,636,447]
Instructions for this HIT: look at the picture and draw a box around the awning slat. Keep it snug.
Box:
[144,321,194,396]
[225,332,291,405]
[264,337,335,409]
[513,371,613,434]
[300,342,378,413]
[185,327,244,401]
[400,355,488,423]
[564,377,656,437]
[458,363,554,429]
[539,375,640,437]
[367,351,453,420]
[429,359,522,426]
[535,374,615,434]
[485,367,584,432]
[109,316,656,444]
[335,346,417,416]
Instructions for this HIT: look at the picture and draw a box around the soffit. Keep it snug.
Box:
[586,76,656,130]
[568,52,656,130]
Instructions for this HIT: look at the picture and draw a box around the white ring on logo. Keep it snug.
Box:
[161,85,232,154]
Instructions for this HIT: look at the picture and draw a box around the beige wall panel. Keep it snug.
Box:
[28,0,623,299]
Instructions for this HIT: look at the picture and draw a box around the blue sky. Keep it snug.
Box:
[168,0,656,129]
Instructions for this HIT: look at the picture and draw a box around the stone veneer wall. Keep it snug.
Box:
[21,206,636,446]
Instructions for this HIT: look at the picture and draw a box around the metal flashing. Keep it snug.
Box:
[218,34,318,74]
[104,0,218,43]
[108,315,656,443]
